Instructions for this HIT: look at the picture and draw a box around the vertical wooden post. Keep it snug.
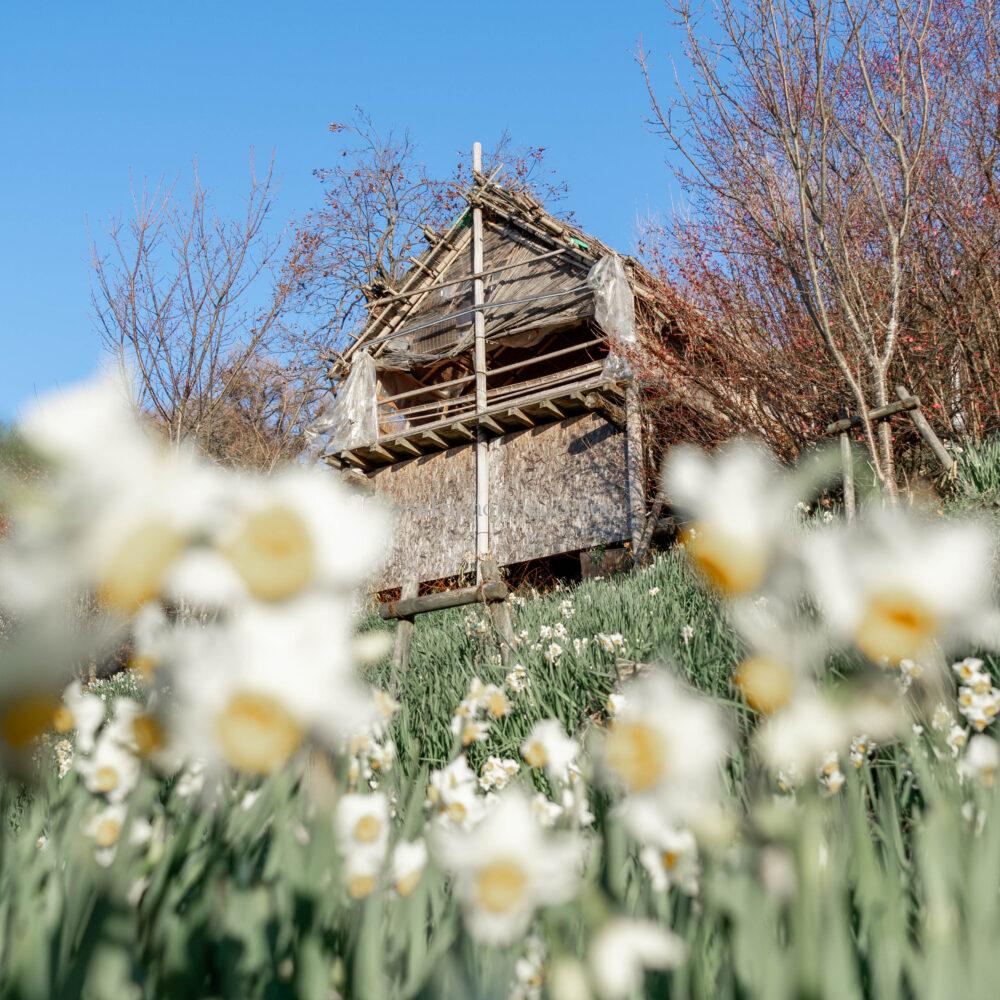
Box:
[390,579,418,696]
[472,141,491,582]
[482,557,516,666]
[895,384,956,475]
[838,406,856,522]
[624,382,646,561]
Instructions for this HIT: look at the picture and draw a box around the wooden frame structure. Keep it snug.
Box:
[310,145,677,664]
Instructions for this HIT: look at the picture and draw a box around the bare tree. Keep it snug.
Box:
[643,0,960,495]
[92,154,307,455]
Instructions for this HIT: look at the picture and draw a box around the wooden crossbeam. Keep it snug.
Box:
[824,396,918,436]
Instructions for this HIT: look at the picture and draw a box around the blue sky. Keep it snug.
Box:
[0,1,684,420]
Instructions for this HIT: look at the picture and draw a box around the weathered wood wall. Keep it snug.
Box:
[365,412,629,589]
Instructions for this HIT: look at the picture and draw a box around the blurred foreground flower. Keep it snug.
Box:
[433,790,585,944]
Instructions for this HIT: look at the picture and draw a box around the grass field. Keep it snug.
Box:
[5,387,1000,999]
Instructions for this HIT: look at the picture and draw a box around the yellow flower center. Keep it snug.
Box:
[604,720,667,793]
[461,724,481,747]
[475,860,528,914]
[347,874,376,899]
[981,766,997,788]
[93,765,120,793]
[132,714,165,757]
[0,696,60,749]
[214,693,303,775]
[486,691,510,718]
[447,801,468,824]
[226,505,315,602]
[395,871,422,897]
[97,521,186,614]
[93,816,122,849]
[523,741,547,768]
[662,850,680,870]
[679,524,767,597]
[854,589,939,664]
[52,705,75,734]
[733,655,795,715]
[353,815,382,844]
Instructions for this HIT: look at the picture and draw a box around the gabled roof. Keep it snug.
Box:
[332,172,670,378]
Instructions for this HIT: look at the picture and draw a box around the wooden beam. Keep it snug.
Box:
[895,384,956,474]
[378,580,508,620]
[540,399,564,418]
[452,421,475,440]
[371,444,395,462]
[480,415,504,434]
[507,407,534,427]
[396,438,423,457]
[341,450,368,470]
[624,383,646,558]
[824,396,918,436]
[422,430,448,449]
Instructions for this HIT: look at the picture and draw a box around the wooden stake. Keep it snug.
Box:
[838,405,856,522]
[390,579,419,695]
[624,382,646,559]
[895,384,956,475]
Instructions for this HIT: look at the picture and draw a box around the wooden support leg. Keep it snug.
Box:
[482,558,516,666]
[838,405,856,522]
[895,385,956,476]
[624,383,646,563]
[390,579,419,696]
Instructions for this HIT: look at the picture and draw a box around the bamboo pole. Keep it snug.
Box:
[473,142,491,583]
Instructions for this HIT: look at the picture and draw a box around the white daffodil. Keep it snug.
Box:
[560,769,596,828]
[818,751,846,795]
[531,793,565,828]
[82,802,129,866]
[606,692,626,717]
[76,730,141,803]
[849,735,875,769]
[343,846,383,901]
[335,792,390,856]
[598,670,729,831]
[663,439,797,598]
[521,720,580,782]
[506,664,529,693]
[52,680,105,754]
[479,756,519,792]
[961,735,1000,787]
[589,919,686,999]
[194,466,390,606]
[947,724,970,756]
[391,839,428,897]
[166,596,376,776]
[427,755,485,829]
[433,789,584,945]
[639,827,700,895]
[104,698,173,768]
[451,715,490,748]
[804,509,999,665]
[755,690,850,776]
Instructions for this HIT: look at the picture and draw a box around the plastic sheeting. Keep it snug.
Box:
[588,255,636,379]
[305,351,378,456]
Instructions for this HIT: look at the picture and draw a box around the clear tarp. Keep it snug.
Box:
[588,254,636,379]
[305,351,378,456]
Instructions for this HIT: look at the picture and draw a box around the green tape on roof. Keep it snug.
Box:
[569,236,589,250]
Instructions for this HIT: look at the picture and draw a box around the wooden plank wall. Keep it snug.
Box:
[365,412,628,590]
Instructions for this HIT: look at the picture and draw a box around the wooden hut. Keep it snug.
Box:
[312,148,676,596]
